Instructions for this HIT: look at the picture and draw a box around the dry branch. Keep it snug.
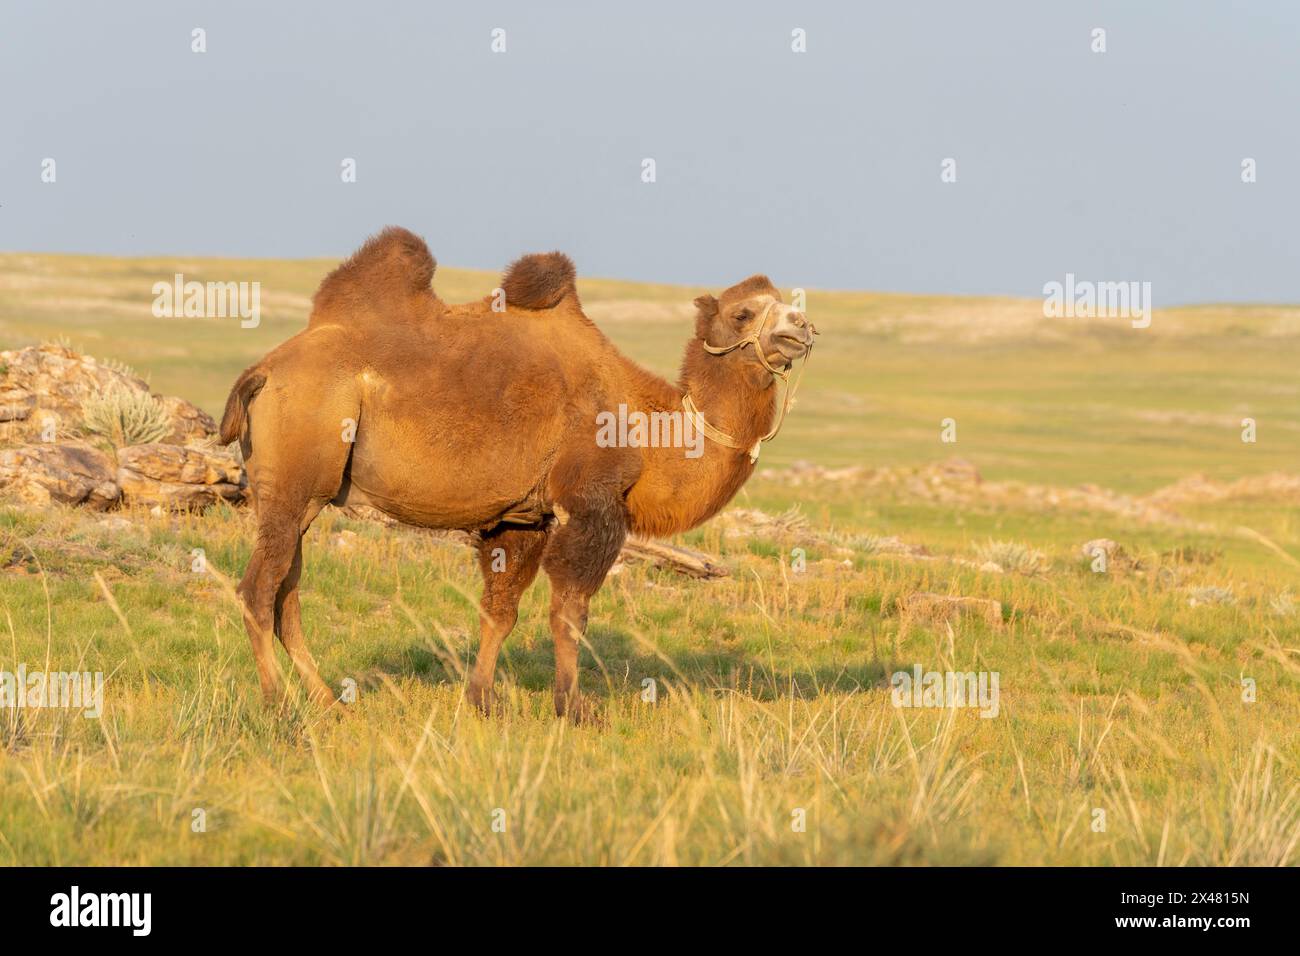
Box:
[337,504,729,580]
[617,536,730,579]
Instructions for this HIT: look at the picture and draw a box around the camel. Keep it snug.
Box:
[220,227,816,720]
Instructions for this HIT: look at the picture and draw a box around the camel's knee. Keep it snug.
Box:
[239,519,300,621]
[478,605,519,640]
[541,501,626,594]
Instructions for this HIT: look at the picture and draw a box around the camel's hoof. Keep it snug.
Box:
[261,688,288,711]
[556,695,604,727]
[308,693,344,718]
[466,681,495,716]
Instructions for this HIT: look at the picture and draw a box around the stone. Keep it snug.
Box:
[156,394,219,445]
[331,530,359,552]
[1080,538,1122,560]
[0,442,120,510]
[116,442,245,511]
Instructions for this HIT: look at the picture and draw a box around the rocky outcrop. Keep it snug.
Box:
[0,345,238,513]
[156,394,220,445]
[0,442,120,510]
[116,443,245,510]
[0,345,216,446]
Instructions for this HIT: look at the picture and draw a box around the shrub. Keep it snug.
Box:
[82,387,171,448]
[976,539,1049,575]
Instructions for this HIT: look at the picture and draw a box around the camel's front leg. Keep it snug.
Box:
[468,526,548,714]
[549,585,592,719]
[541,494,628,722]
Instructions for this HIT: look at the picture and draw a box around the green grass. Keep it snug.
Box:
[1,252,1298,865]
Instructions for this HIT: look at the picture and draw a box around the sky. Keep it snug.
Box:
[2,0,1297,304]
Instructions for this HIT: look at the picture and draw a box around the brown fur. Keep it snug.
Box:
[219,367,265,446]
[500,251,578,309]
[224,229,813,721]
[310,226,439,325]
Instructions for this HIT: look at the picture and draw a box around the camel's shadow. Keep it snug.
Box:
[362,623,887,703]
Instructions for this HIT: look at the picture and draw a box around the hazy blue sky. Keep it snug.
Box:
[2,1,1296,303]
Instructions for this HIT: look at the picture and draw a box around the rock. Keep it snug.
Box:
[1148,472,1300,506]
[331,530,358,552]
[0,345,217,447]
[156,394,219,445]
[760,457,1202,529]
[715,506,810,540]
[1080,538,1121,561]
[116,442,245,511]
[0,388,36,422]
[898,592,1003,629]
[0,442,120,510]
[1079,537,1141,573]
[859,534,930,557]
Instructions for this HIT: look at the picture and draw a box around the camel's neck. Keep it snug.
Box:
[678,338,780,448]
[621,338,779,537]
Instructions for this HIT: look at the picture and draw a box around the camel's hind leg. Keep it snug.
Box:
[237,369,357,707]
[275,537,336,706]
[468,526,548,714]
[238,506,302,705]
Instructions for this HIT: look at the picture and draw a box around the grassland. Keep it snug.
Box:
[1,251,1298,865]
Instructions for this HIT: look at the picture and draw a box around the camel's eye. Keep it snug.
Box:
[733,307,752,324]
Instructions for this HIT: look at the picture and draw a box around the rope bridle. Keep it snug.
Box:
[682,298,816,464]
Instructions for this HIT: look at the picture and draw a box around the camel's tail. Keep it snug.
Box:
[220,365,267,445]
[500,251,579,310]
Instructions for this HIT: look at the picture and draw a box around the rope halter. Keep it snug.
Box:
[682,297,817,463]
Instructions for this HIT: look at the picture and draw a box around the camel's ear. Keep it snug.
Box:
[693,294,718,316]
[693,294,719,338]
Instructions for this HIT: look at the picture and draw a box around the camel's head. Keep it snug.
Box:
[693,275,816,375]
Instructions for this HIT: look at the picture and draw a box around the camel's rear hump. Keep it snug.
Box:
[500,251,579,310]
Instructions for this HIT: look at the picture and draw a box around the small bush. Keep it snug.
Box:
[100,355,144,380]
[82,387,171,448]
[1268,591,1296,617]
[976,539,1049,575]
[1187,585,1235,608]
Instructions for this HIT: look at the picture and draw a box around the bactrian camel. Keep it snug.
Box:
[221,227,816,721]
